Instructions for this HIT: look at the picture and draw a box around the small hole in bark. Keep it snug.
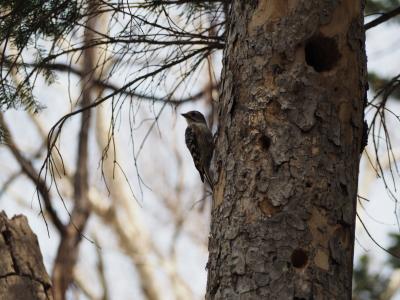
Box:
[305,34,340,72]
[2,229,12,243]
[239,127,247,139]
[305,181,312,188]
[291,248,308,268]
[272,64,283,75]
[240,170,250,178]
[259,134,271,150]
[272,256,277,262]
[340,183,348,196]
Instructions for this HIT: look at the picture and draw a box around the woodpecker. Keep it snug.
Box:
[181,110,214,187]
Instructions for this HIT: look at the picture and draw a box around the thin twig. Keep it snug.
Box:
[365,5,400,30]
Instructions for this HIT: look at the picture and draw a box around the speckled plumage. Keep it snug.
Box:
[182,111,214,186]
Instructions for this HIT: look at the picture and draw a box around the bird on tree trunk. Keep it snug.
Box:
[181,110,214,187]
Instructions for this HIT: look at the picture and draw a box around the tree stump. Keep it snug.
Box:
[0,211,52,300]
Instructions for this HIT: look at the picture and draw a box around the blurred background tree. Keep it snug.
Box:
[353,233,400,300]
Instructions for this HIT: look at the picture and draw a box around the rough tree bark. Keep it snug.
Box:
[207,1,367,299]
[0,212,52,300]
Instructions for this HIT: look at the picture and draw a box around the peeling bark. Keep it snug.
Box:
[0,212,52,300]
[207,1,367,299]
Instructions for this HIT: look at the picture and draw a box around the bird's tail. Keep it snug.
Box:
[204,168,214,190]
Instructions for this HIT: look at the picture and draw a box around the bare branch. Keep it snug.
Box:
[0,113,64,233]
[4,60,218,105]
[365,5,400,30]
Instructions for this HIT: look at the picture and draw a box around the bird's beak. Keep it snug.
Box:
[181,113,188,119]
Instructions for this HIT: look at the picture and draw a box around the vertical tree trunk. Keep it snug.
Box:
[52,1,97,298]
[207,1,366,299]
[0,212,52,300]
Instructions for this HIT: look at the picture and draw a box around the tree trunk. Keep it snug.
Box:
[51,2,97,299]
[0,212,52,300]
[207,1,367,299]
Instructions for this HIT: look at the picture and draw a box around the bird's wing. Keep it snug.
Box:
[185,126,204,182]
